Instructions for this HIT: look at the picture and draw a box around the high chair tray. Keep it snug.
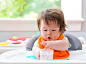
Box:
[0,49,86,64]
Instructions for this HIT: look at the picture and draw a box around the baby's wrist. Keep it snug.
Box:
[49,42,52,48]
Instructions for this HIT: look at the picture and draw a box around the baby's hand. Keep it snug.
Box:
[35,49,40,60]
[41,40,52,49]
[32,46,40,60]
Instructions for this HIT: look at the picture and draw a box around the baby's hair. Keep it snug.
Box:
[37,7,67,33]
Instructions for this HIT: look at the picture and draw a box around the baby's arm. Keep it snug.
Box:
[41,37,69,51]
[32,46,40,59]
[32,39,40,59]
[51,40,69,50]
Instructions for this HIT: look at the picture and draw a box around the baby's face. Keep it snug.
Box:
[40,20,61,41]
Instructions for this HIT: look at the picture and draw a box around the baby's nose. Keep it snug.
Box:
[47,31,52,35]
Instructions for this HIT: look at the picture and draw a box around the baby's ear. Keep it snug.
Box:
[60,31,63,34]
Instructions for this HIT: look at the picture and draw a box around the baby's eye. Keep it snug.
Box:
[52,30,56,31]
[44,30,47,31]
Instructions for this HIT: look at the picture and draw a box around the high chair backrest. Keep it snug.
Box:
[26,32,82,51]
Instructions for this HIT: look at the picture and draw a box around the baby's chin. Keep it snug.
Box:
[43,37,57,41]
[47,39,58,41]
[44,39,51,41]
[45,39,56,41]
[47,37,58,41]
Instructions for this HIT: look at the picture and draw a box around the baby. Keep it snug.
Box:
[32,7,70,60]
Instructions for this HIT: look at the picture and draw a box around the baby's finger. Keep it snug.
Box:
[37,54,40,60]
[41,41,47,45]
[45,44,50,48]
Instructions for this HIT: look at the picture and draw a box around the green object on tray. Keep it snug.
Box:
[12,36,18,39]
[47,58,70,61]
[65,58,70,60]
[26,55,37,59]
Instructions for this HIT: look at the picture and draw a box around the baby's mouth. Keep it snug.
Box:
[48,37,51,40]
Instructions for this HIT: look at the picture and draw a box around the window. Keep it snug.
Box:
[61,0,84,31]
[0,0,61,18]
[0,0,61,31]
[61,0,82,19]
[0,0,84,31]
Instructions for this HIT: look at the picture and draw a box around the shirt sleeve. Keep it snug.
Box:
[63,36,71,48]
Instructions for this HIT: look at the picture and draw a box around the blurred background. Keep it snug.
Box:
[0,0,86,43]
[0,0,61,18]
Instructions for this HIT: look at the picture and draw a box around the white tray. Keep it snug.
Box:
[0,49,86,64]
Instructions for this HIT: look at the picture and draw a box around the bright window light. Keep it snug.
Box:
[61,0,82,20]
[0,0,61,18]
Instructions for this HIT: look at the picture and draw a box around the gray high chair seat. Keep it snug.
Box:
[26,32,82,51]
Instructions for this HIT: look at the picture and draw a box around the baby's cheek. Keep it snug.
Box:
[53,35,59,40]
[41,32,46,36]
